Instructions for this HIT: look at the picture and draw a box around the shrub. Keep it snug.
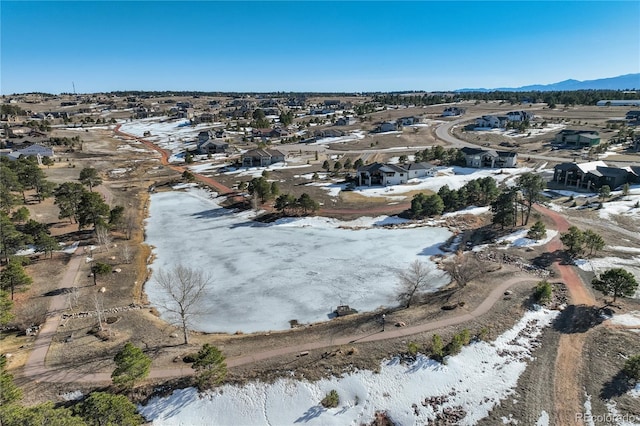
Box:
[478,327,489,341]
[534,280,553,304]
[407,341,419,356]
[445,334,464,357]
[458,329,471,346]
[321,390,340,408]
[430,334,444,361]
[623,354,640,381]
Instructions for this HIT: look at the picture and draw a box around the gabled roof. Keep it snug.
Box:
[576,161,608,173]
[242,148,284,158]
[357,162,407,174]
[497,151,517,158]
[405,162,437,170]
[379,164,408,173]
[554,161,608,173]
[460,147,498,158]
[594,166,628,178]
[199,139,228,148]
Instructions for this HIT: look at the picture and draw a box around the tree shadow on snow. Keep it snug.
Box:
[295,405,325,423]
[190,208,233,220]
[600,370,634,399]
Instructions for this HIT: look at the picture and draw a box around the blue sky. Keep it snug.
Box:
[1,1,639,94]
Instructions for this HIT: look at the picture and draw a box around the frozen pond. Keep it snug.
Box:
[144,189,451,333]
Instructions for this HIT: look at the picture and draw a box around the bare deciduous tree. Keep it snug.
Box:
[441,252,484,289]
[93,288,106,331]
[120,244,133,264]
[396,260,432,309]
[66,286,80,312]
[95,225,112,252]
[125,210,137,240]
[154,266,210,345]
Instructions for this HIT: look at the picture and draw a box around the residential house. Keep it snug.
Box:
[15,143,54,157]
[554,130,601,147]
[626,111,640,123]
[397,116,421,126]
[460,147,517,168]
[505,111,534,122]
[251,128,290,139]
[552,161,634,190]
[475,115,508,128]
[334,116,356,126]
[241,149,285,167]
[314,129,344,138]
[196,130,229,154]
[378,121,398,132]
[198,130,215,144]
[405,162,439,178]
[192,113,215,124]
[0,143,54,161]
[442,107,466,117]
[357,163,408,186]
[198,139,228,154]
[309,108,335,115]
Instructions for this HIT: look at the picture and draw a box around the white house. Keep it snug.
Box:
[405,162,438,178]
[442,107,466,117]
[357,163,408,186]
[505,111,534,122]
[475,115,508,128]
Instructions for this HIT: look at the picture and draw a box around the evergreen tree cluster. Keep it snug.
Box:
[410,177,499,219]
[414,146,466,166]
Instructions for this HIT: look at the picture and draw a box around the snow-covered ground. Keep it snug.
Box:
[119,117,214,162]
[575,257,640,298]
[494,229,558,249]
[139,308,559,425]
[543,185,640,221]
[144,188,451,333]
[609,311,640,329]
[350,167,531,200]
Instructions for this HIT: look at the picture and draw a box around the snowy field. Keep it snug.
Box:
[119,117,216,162]
[543,185,640,221]
[575,256,640,298]
[351,167,531,200]
[144,189,451,333]
[139,308,559,425]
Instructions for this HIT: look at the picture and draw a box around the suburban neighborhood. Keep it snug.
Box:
[1,1,640,424]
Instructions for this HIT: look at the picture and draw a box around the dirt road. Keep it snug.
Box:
[22,273,536,384]
[535,204,596,426]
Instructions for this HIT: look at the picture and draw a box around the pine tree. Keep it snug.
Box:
[111,342,151,389]
[192,344,227,390]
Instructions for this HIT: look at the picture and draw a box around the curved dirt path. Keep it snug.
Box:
[23,247,85,381]
[23,274,536,384]
[535,204,596,426]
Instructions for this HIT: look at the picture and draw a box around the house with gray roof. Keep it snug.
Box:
[460,147,517,168]
[241,149,285,167]
[405,162,439,178]
[552,161,636,190]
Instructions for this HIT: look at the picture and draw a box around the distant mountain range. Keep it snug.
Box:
[456,73,639,92]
